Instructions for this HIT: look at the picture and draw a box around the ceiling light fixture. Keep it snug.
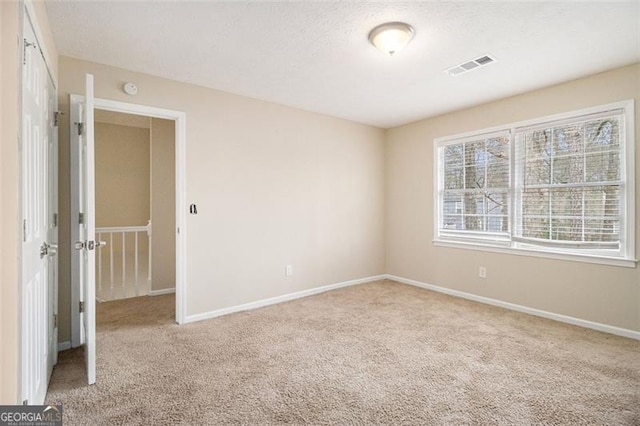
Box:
[368,22,415,56]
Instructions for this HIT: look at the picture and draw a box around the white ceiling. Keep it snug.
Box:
[46,1,640,129]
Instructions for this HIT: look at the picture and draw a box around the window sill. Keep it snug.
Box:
[433,239,637,268]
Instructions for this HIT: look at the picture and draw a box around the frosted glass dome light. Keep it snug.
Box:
[368,22,415,56]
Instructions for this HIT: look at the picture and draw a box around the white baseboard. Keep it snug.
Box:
[185,275,386,324]
[149,287,176,296]
[57,341,71,352]
[385,274,640,341]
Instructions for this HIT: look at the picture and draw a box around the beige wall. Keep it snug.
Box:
[95,118,176,296]
[1,0,58,405]
[95,122,150,227]
[385,63,640,332]
[57,56,386,340]
[150,118,176,292]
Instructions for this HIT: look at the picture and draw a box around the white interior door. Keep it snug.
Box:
[45,50,59,378]
[73,74,97,385]
[21,12,58,405]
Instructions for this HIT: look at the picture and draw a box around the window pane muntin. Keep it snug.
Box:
[552,154,584,184]
[486,136,509,161]
[584,186,619,218]
[464,165,484,189]
[487,163,509,187]
[522,188,549,217]
[585,219,619,242]
[462,193,485,231]
[524,129,552,160]
[552,124,584,157]
[551,218,584,241]
[522,217,550,239]
[444,144,464,168]
[524,159,550,185]
[487,215,509,232]
[464,141,484,166]
[442,215,463,230]
[585,117,620,153]
[444,167,463,189]
[551,188,583,218]
[585,151,619,182]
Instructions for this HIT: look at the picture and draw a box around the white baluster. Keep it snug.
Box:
[134,231,139,297]
[147,220,152,295]
[122,231,126,299]
[109,232,114,300]
[98,232,102,301]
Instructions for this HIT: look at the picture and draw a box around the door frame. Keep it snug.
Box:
[70,97,187,348]
[19,0,59,405]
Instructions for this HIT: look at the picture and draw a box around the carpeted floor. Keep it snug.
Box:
[46,280,639,425]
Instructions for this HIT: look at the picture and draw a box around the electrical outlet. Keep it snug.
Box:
[479,266,487,279]
[285,265,293,277]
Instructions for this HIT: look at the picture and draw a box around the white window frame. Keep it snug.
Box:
[434,100,636,268]
[436,130,512,245]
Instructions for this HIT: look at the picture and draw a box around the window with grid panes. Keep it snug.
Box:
[434,101,635,266]
[514,111,623,249]
[439,132,511,244]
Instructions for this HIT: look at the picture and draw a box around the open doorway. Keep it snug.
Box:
[93,110,176,306]
[68,94,187,381]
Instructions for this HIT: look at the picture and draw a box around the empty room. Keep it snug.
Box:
[1,1,638,424]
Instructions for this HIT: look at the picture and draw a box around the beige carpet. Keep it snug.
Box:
[46,280,639,425]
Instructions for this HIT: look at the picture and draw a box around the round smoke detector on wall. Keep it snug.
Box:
[123,82,138,96]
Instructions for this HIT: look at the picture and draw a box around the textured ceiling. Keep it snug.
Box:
[46,1,640,128]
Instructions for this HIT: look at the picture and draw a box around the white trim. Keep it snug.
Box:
[149,288,176,296]
[70,95,187,335]
[57,341,71,352]
[386,274,640,341]
[184,275,386,324]
[621,100,636,262]
[94,99,187,325]
[175,113,187,325]
[433,240,637,268]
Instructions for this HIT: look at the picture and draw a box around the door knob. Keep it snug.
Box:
[74,241,85,250]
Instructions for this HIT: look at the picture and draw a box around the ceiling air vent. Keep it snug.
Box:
[446,54,497,77]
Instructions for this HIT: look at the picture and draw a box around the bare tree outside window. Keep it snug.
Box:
[436,102,632,262]
[442,135,510,234]
[519,117,620,247]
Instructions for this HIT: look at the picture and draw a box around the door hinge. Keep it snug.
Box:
[23,219,27,242]
[23,39,36,65]
[53,213,58,227]
[79,301,85,313]
[76,122,85,136]
[23,399,28,406]
[54,314,58,328]
[79,212,84,224]
[54,111,63,127]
